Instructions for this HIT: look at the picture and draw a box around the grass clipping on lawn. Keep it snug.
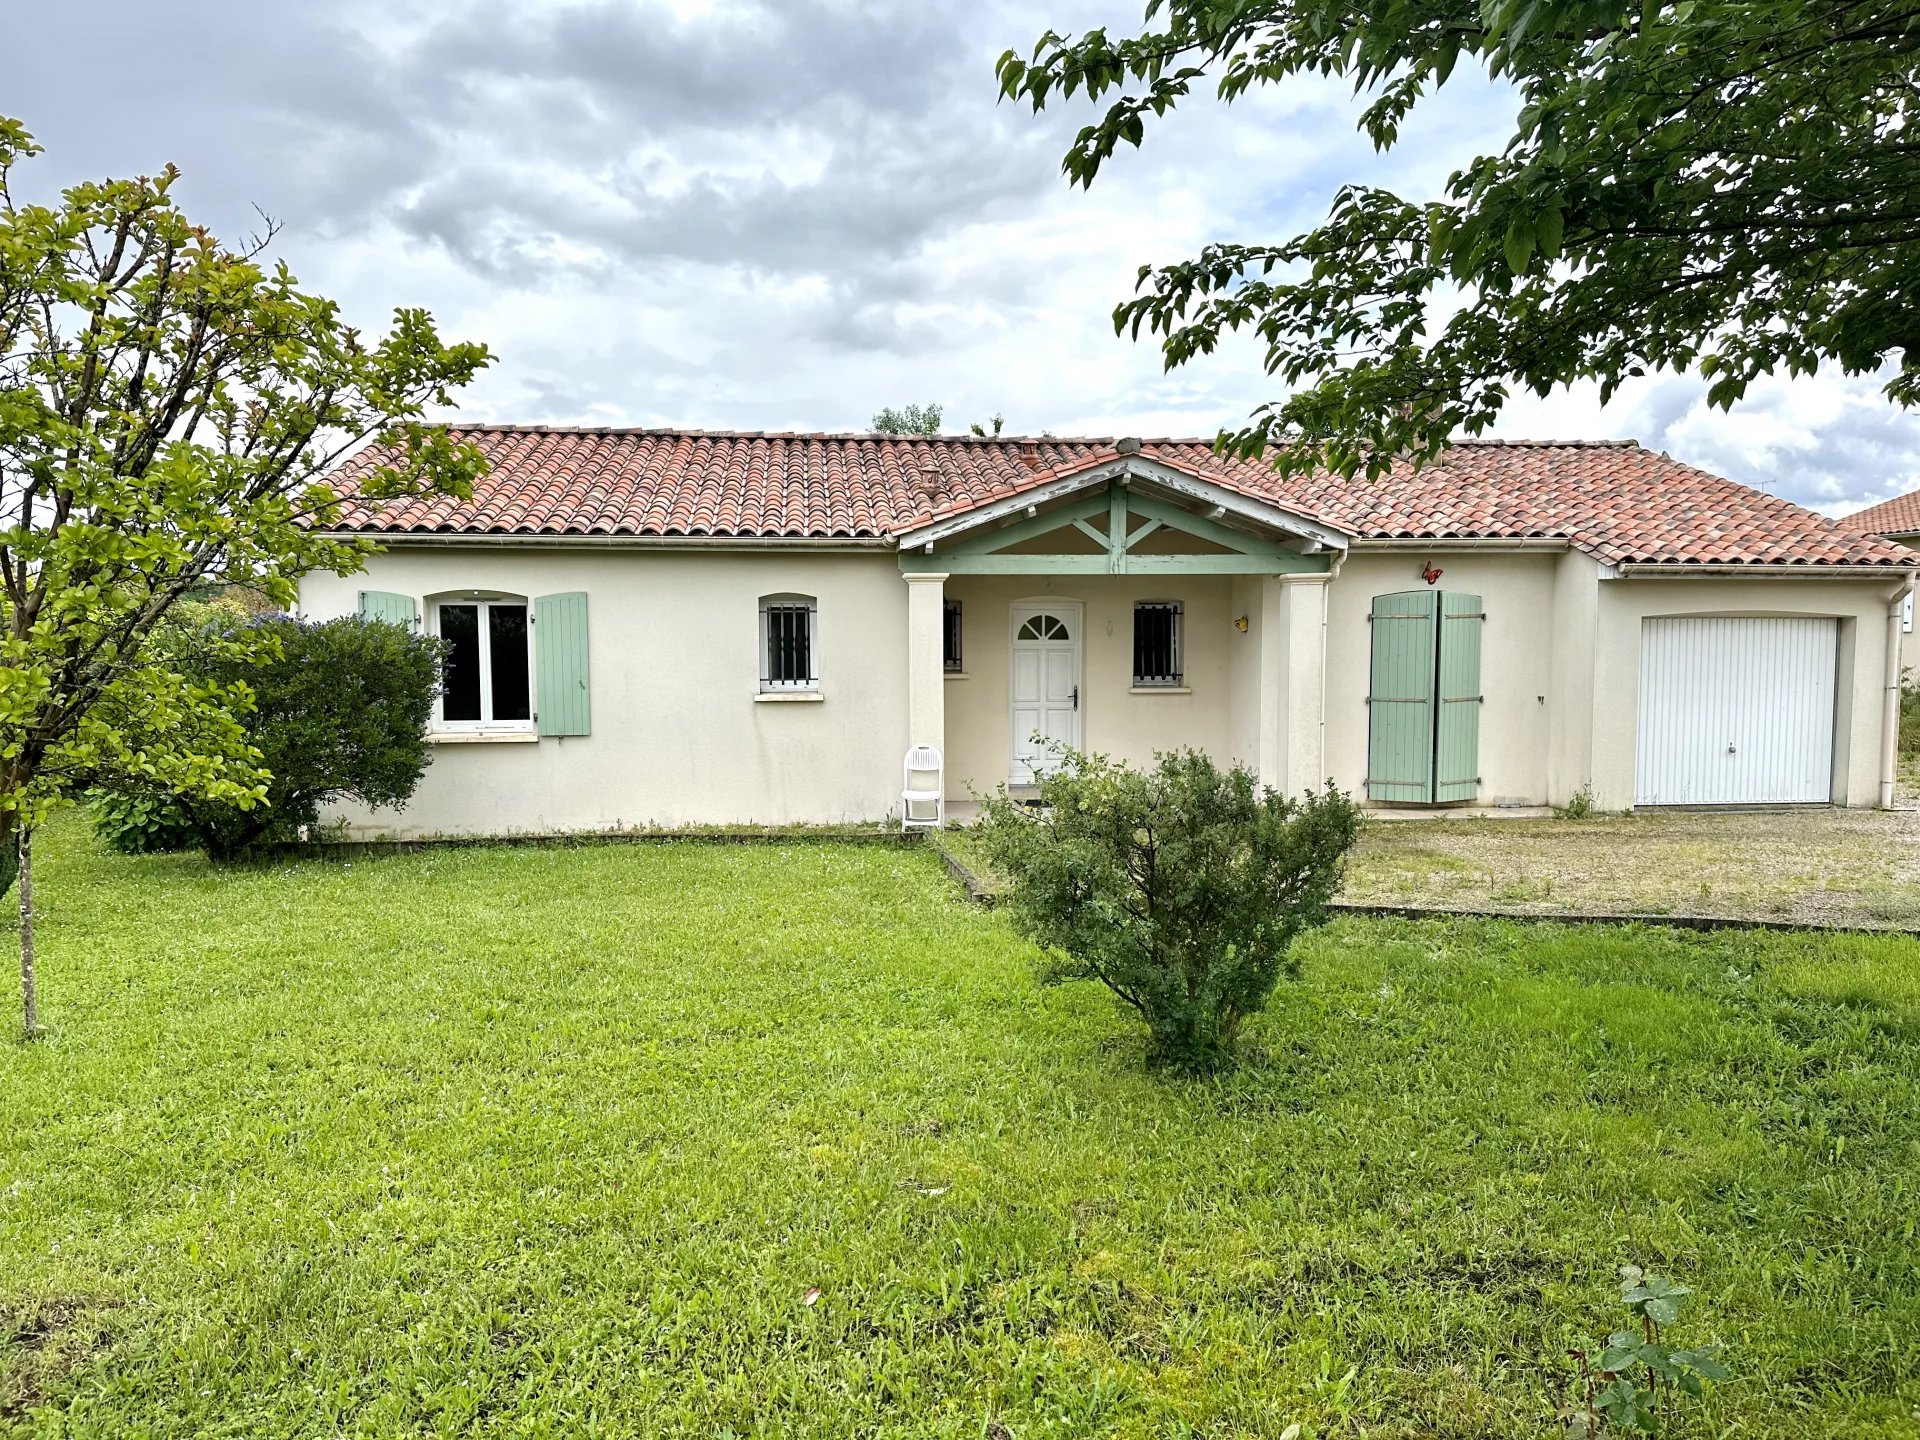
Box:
[0,822,1916,1436]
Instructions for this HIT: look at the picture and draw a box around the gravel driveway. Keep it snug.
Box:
[1345,794,1920,928]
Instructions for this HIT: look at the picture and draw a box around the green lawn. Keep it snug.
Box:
[2,826,1918,1438]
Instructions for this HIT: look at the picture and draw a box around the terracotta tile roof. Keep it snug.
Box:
[1838,489,1920,538]
[325,427,1918,568]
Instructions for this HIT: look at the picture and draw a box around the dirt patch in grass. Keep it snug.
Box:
[1344,804,1920,927]
[0,1297,120,1419]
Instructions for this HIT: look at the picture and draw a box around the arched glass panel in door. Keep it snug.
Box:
[1016,614,1071,641]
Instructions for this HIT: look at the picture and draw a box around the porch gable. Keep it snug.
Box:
[896,462,1342,577]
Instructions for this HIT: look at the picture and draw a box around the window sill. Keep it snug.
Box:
[755,691,824,703]
[1129,685,1191,696]
[944,672,970,681]
[428,730,540,744]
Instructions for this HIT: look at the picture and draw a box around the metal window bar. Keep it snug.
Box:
[1133,602,1182,686]
[762,601,815,687]
[943,600,963,673]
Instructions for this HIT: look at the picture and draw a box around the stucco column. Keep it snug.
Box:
[1281,575,1331,795]
[1255,576,1288,790]
[1261,574,1331,796]
[904,572,947,763]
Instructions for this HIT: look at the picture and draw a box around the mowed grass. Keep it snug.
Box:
[2,826,1918,1438]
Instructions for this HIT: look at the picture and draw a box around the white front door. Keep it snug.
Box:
[1010,603,1083,784]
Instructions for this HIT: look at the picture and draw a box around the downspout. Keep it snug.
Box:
[1318,559,1340,785]
[1881,574,1916,809]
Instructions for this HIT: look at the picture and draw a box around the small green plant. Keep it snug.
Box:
[1899,667,1920,761]
[1555,786,1597,820]
[976,746,1361,1073]
[1567,1266,1730,1435]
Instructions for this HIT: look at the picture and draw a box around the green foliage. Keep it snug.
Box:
[92,614,442,858]
[87,788,201,855]
[998,2,1920,477]
[969,413,1006,436]
[976,747,1361,1072]
[1568,1266,1731,1434]
[1554,785,1597,821]
[870,402,944,434]
[2,826,1915,1433]
[0,116,489,847]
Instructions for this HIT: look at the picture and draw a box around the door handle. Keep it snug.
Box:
[1071,684,1079,711]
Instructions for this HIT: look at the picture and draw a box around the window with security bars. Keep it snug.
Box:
[1132,601,1183,687]
[943,600,963,673]
[760,595,817,690]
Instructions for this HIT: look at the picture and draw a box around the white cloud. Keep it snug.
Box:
[6,0,1917,510]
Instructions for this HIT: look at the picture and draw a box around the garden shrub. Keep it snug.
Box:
[1901,667,1920,760]
[976,746,1361,1073]
[88,789,203,854]
[91,614,442,859]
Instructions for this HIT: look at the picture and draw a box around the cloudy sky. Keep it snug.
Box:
[10,0,1918,515]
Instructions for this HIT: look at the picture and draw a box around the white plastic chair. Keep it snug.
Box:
[901,745,945,832]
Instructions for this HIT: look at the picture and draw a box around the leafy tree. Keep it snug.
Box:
[998,2,1920,477]
[0,117,490,1037]
[92,613,443,859]
[970,413,1006,437]
[976,747,1360,1073]
[871,402,945,435]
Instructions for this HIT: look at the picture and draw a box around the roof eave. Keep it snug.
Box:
[312,529,896,550]
[1607,559,1920,577]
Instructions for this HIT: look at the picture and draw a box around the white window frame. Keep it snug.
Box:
[759,593,820,692]
[430,593,536,733]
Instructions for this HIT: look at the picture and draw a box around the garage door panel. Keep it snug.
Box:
[1636,617,1837,806]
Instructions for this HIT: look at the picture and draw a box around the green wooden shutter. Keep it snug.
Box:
[534,592,590,736]
[1366,591,1439,802]
[1434,592,1484,804]
[358,591,416,629]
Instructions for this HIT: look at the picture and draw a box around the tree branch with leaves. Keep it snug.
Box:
[0,117,491,1037]
[999,0,1920,477]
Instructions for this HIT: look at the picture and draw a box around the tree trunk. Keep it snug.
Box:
[16,827,37,1042]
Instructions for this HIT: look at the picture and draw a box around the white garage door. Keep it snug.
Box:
[1636,617,1838,805]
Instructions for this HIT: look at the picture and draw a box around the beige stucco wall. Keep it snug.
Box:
[939,574,1241,799]
[1546,549,1603,806]
[299,547,910,834]
[1587,575,1907,810]
[1324,550,1562,807]
[1226,575,1265,769]
[1327,551,1903,810]
[301,542,1909,834]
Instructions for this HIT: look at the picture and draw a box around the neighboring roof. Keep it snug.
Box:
[1837,489,1920,539]
[325,426,1920,568]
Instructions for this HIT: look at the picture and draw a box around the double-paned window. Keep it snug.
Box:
[1132,601,1183,687]
[437,598,532,727]
[760,595,818,690]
